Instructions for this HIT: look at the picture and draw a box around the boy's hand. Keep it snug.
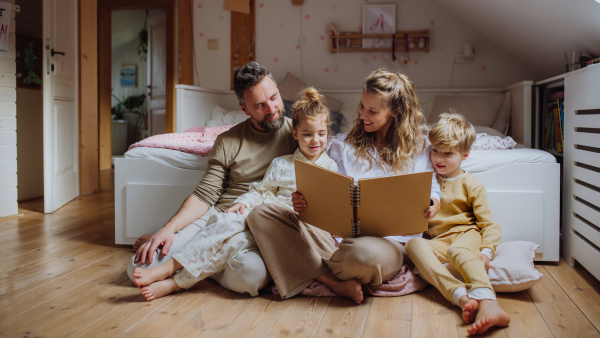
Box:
[477,253,490,273]
[425,198,440,220]
[226,203,246,214]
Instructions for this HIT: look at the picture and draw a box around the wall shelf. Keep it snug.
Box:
[328,30,429,53]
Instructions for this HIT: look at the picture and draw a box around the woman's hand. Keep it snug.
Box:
[424,198,440,220]
[477,253,490,273]
[227,203,246,214]
[292,191,307,212]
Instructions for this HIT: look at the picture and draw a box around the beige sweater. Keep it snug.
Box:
[427,172,501,258]
[192,117,297,212]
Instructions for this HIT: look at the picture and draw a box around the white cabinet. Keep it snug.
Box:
[562,64,600,278]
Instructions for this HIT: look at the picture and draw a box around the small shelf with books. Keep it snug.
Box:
[542,96,564,157]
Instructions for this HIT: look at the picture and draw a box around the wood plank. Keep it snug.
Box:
[98,6,112,170]
[497,291,553,338]
[544,259,600,331]
[92,280,222,338]
[169,289,255,337]
[411,286,459,338]
[178,0,193,86]
[266,296,332,338]
[313,296,372,338]
[78,0,99,195]
[362,295,411,338]
[527,265,600,337]
[219,292,291,337]
[230,0,255,90]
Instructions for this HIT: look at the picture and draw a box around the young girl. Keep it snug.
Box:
[246,69,441,304]
[133,87,338,301]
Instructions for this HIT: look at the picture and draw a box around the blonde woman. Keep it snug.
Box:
[247,69,441,304]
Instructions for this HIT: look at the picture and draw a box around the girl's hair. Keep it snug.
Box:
[428,110,476,153]
[291,87,331,131]
[346,69,427,173]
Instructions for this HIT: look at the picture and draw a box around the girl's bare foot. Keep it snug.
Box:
[467,299,510,335]
[133,234,152,252]
[458,295,479,324]
[140,278,181,301]
[317,273,364,304]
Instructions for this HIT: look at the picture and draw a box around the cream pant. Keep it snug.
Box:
[405,229,494,303]
[246,203,407,299]
[127,208,271,297]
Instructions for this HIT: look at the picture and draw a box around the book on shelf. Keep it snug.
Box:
[544,99,564,153]
[294,158,432,238]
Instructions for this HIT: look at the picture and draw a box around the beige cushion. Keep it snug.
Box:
[442,241,543,293]
[430,94,506,129]
[491,92,512,135]
[277,72,344,112]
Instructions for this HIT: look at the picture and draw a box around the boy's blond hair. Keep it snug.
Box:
[428,111,476,153]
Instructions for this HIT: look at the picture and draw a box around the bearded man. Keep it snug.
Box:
[127,62,296,295]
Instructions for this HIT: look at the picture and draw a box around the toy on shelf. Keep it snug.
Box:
[327,30,429,54]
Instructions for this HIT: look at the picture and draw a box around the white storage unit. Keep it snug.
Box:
[562,64,600,278]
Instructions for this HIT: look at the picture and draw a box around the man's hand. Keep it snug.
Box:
[477,253,490,273]
[227,203,246,214]
[424,198,440,220]
[291,191,306,212]
[135,225,176,265]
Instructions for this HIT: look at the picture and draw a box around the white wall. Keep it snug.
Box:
[192,0,537,91]
[0,0,18,218]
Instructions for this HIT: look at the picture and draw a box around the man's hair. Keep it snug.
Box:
[428,110,476,153]
[233,62,277,107]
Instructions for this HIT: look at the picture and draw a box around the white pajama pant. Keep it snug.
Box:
[127,208,272,296]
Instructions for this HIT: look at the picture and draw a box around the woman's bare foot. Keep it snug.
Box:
[140,278,181,301]
[317,273,363,304]
[458,295,479,324]
[133,234,152,252]
[467,299,510,335]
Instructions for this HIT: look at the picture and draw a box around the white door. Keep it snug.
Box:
[147,13,166,136]
[42,0,78,213]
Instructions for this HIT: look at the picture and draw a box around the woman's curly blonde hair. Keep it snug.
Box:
[346,69,427,173]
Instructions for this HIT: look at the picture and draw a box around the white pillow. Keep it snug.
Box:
[206,104,247,127]
[419,241,543,293]
[473,125,506,137]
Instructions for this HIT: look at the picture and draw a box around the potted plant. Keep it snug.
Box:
[111,94,147,155]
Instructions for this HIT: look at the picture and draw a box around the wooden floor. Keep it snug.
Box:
[2,171,600,337]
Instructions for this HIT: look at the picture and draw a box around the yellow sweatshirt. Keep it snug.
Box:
[427,172,501,259]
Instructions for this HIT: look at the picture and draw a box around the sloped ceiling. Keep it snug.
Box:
[426,0,600,80]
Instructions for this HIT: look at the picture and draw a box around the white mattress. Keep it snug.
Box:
[124,146,556,173]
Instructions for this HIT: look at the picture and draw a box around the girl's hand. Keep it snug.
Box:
[291,191,307,212]
[227,203,246,214]
[424,198,440,220]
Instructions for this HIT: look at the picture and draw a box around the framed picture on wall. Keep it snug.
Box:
[362,4,396,48]
[120,64,137,87]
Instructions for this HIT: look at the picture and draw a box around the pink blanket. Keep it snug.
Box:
[271,263,427,298]
[128,125,234,156]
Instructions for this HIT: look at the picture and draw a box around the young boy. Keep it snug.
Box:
[406,112,510,335]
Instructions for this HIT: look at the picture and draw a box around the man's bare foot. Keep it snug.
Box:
[133,265,173,287]
[140,278,181,301]
[317,273,363,304]
[467,299,510,335]
[458,295,479,324]
[133,234,152,252]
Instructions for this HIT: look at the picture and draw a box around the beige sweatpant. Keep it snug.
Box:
[246,203,407,299]
[405,229,494,303]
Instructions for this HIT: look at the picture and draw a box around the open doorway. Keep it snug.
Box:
[110,9,166,164]
[16,0,44,207]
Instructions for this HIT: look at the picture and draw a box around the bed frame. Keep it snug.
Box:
[115,82,560,262]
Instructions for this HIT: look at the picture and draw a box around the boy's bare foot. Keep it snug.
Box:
[467,299,510,335]
[133,265,173,287]
[133,234,152,252]
[140,278,181,301]
[317,273,363,304]
[458,295,479,324]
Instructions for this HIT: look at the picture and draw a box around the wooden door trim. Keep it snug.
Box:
[96,0,178,171]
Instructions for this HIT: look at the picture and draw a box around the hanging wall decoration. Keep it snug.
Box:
[362,4,395,48]
[16,34,43,89]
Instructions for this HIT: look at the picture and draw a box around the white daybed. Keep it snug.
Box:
[115,82,560,262]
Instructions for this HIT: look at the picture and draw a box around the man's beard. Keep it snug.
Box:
[254,108,285,132]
